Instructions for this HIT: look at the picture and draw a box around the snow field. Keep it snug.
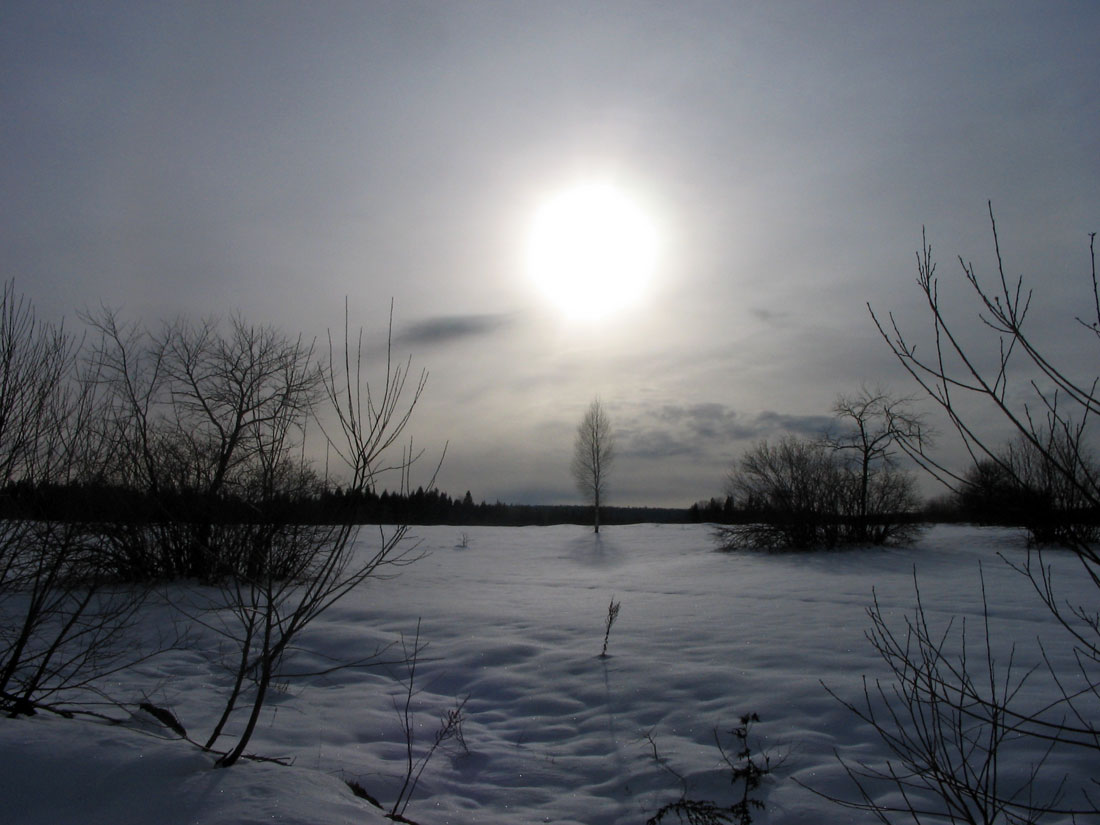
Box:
[1,523,1092,824]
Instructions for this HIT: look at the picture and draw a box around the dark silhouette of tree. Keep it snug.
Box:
[717,436,845,550]
[81,310,325,580]
[0,281,155,716]
[815,207,1100,820]
[954,433,1100,541]
[571,398,615,533]
[715,396,924,551]
[828,386,926,543]
[204,304,431,768]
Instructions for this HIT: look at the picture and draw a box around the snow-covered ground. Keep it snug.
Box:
[2,523,1094,824]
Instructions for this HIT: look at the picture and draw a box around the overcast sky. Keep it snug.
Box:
[4,2,1098,506]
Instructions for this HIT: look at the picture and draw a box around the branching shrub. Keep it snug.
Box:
[823,209,1100,821]
[0,283,434,780]
[716,437,845,550]
[810,571,1096,823]
[84,310,325,581]
[714,434,921,551]
[193,306,431,767]
[0,281,160,716]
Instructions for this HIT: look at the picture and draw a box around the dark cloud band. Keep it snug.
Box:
[396,313,513,347]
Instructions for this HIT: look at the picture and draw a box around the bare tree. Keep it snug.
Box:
[84,310,323,580]
[0,288,435,770]
[818,207,1100,820]
[197,306,432,767]
[0,281,155,716]
[715,396,924,551]
[571,398,614,533]
[828,387,926,543]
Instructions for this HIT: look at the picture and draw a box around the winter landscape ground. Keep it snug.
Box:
[1,523,1094,825]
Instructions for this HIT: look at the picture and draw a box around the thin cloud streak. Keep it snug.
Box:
[395,313,514,348]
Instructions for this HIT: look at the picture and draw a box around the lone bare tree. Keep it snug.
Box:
[828,386,926,542]
[572,398,614,533]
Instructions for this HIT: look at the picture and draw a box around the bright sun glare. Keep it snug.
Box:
[526,182,658,320]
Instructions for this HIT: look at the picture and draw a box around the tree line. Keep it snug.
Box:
[0,479,692,527]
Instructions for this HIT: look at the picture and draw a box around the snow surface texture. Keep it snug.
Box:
[1,524,1093,824]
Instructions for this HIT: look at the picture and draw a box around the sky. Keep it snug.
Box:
[3,1,1099,506]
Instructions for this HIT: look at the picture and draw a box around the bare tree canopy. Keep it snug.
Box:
[828,386,928,541]
[571,399,614,533]
[870,206,1100,549]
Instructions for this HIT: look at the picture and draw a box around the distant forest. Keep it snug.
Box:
[1,480,1063,529]
[0,481,692,527]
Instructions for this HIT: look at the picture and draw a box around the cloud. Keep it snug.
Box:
[754,410,837,438]
[395,313,513,348]
[618,402,836,461]
[749,307,788,324]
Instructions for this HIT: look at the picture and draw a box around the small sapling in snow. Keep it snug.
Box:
[600,596,621,658]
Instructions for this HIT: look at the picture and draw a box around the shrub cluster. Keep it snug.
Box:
[714,436,921,551]
[952,432,1100,545]
[0,282,426,771]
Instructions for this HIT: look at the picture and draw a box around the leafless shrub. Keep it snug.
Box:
[83,309,324,581]
[819,209,1100,820]
[193,304,433,767]
[0,281,159,716]
[715,390,924,552]
[387,620,471,821]
[808,571,1093,823]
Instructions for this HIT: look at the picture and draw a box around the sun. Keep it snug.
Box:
[526,182,658,320]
